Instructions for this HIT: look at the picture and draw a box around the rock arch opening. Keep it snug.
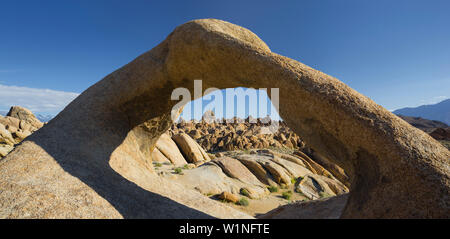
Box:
[0,19,448,218]
[150,86,351,217]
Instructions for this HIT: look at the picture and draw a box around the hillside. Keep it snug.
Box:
[397,115,448,133]
[393,99,450,125]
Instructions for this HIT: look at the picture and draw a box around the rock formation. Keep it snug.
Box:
[170,118,303,152]
[0,106,43,157]
[0,19,449,218]
[154,132,188,166]
[172,133,211,163]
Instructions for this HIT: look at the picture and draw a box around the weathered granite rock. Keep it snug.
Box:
[236,156,274,186]
[218,191,239,203]
[0,19,448,218]
[310,150,350,186]
[155,133,187,166]
[172,133,210,163]
[0,144,14,157]
[293,150,335,180]
[269,156,312,179]
[0,123,15,146]
[0,116,20,130]
[0,107,44,150]
[150,147,171,163]
[7,106,43,130]
[213,156,264,186]
[251,156,293,185]
[175,163,267,199]
[295,175,336,200]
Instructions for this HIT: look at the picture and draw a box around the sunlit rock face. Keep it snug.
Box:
[0,19,449,219]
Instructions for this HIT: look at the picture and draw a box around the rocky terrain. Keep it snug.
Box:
[0,19,448,219]
[0,106,43,157]
[152,127,348,216]
[398,115,448,133]
[170,112,303,152]
[0,106,349,217]
[398,115,450,149]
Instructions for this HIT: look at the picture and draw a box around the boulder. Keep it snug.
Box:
[238,154,293,185]
[151,147,171,163]
[269,156,312,179]
[213,157,264,186]
[0,116,21,130]
[7,106,43,129]
[295,175,335,200]
[176,163,267,199]
[0,144,14,157]
[155,133,187,166]
[172,133,210,163]
[316,174,349,195]
[0,123,15,146]
[236,156,273,185]
[218,192,239,203]
[13,130,32,141]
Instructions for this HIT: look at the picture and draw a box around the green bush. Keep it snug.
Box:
[267,186,278,193]
[236,198,249,206]
[282,191,293,200]
[291,177,298,184]
[183,164,189,170]
[240,188,251,197]
[174,168,183,174]
[154,163,162,167]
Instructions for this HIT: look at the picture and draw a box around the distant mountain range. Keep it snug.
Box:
[393,99,450,125]
[35,114,54,123]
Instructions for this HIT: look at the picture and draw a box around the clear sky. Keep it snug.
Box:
[1,0,449,116]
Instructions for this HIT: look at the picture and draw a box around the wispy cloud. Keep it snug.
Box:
[0,84,79,114]
[419,95,448,105]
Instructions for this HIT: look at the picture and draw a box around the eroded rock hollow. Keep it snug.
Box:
[0,19,448,218]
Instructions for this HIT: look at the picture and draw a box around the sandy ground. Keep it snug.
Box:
[222,185,310,217]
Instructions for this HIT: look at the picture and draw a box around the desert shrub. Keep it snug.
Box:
[174,168,183,174]
[282,191,293,200]
[236,198,249,206]
[183,164,189,170]
[240,188,251,197]
[154,163,162,167]
[291,177,298,184]
[267,186,278,193]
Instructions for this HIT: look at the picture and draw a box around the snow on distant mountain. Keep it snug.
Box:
[35,114,54,123]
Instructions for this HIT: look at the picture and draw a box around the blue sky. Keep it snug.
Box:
[1,0,449,116]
